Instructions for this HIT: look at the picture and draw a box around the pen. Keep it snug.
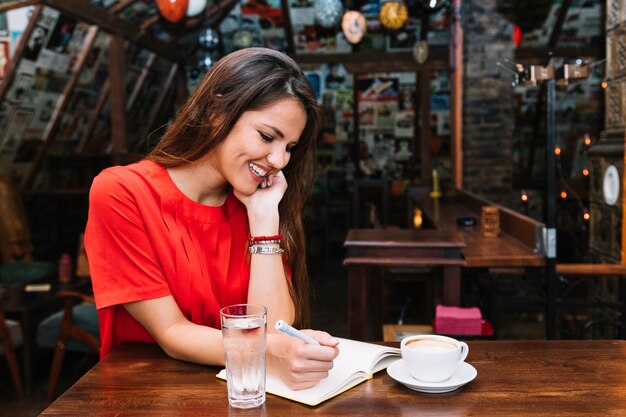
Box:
[275,320,320,345]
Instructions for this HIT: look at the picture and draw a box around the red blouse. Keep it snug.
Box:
[85,160,250,358]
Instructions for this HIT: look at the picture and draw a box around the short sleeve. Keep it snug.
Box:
[85,170,171,309]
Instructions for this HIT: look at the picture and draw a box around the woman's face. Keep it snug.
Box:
[211,97,307,195]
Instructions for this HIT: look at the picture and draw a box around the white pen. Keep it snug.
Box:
[275,320,320,345]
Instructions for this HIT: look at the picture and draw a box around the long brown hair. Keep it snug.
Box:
[147,48,320,327]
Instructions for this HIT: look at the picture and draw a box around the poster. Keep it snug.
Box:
[357,77,400,130]
[0,107,33,155]
[8,72,34,103]
[0,38,10,78]
[22,7,58,62]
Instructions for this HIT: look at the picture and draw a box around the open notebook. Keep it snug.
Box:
[217,338,400,406]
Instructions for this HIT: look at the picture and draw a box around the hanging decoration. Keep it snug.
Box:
[187,0,208,17]
[156,0,189,23]
[314,0,344,28]
[198,27,220,50]
[233,30,254,49]
[412,40,429,64]
[380,1,409,30]
[198,55,213,71]
[341,11,367,44]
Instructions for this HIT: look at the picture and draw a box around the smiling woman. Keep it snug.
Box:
[84,48,340,391]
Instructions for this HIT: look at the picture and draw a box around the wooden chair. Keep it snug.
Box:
[39,289,100,401]
[0,292,24,399]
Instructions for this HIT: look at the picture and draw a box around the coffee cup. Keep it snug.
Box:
[400,335,469,382]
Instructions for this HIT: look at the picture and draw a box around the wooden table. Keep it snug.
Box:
[41,340,626,416]
[344,188,546,340]
[344,229,466,339]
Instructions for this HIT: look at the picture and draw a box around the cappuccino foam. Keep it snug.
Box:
[406,338,457,353]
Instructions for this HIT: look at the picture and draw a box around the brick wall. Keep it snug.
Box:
[462,0,516,207]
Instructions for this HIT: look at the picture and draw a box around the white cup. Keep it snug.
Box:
[400,334,469,383]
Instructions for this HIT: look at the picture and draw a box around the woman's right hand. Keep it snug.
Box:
[266,330,340,390]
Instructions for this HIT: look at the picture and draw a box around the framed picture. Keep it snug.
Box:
[386,24,420,51]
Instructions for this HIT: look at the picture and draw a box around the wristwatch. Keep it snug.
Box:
[248,245,285,255]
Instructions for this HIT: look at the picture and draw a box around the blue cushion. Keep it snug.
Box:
[0,319,22,355]
[36,302,99,353]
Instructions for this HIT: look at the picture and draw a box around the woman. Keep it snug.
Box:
[85,48,339,390]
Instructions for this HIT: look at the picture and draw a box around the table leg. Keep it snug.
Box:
[348,265,367,341]
[19,311,32,394]
[443,266,461,305]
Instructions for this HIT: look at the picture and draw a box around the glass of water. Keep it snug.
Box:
[220,304,267,408]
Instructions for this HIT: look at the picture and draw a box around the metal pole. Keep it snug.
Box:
[545,79,558,339]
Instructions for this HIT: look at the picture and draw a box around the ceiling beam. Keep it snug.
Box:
[0,0,39,13]
[40,0,186,64]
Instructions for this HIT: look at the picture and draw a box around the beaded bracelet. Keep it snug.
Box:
[248,234,283,244]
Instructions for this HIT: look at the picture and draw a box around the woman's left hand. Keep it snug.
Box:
[234,170,287,233]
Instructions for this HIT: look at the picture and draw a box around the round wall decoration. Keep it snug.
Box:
[603,164,620,206]
[187,0,207,17]
[198,27,219,50]
[380,2,409,30]
[314,0,344,28]
[342,11,367,44]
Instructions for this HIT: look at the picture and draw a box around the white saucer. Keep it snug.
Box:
[386,359,477,394]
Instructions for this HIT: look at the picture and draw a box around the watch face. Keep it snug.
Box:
[342,11,366,44]
[603,164,620,206]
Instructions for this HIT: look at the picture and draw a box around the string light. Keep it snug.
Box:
[601,81,608,89]
[560,191,567,199]
[554,146,561,156]
[413,208,423,229]
[583,209,590,221]
[520,190,529,203]
[583,134,591,146]
[520,190,529,215]
[582,168,590,177]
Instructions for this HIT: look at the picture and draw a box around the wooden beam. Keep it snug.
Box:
[184,0,240,29]
[40,0,186,64]
[295,50,449,72]
[140,63,178,143]
[126,53,156,111]
[548,0,573,49]
[0,0,39,13]
[515,46,603,62]
[108,35,128,155]
[109,0,137,13]
[280,0,295,56]
[556,264,626,276]
[76,80,110,154]
[450,0,463,188]
[418,71,431,184]
[21,25,100,188]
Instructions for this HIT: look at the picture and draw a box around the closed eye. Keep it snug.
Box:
[259,131,273,142]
